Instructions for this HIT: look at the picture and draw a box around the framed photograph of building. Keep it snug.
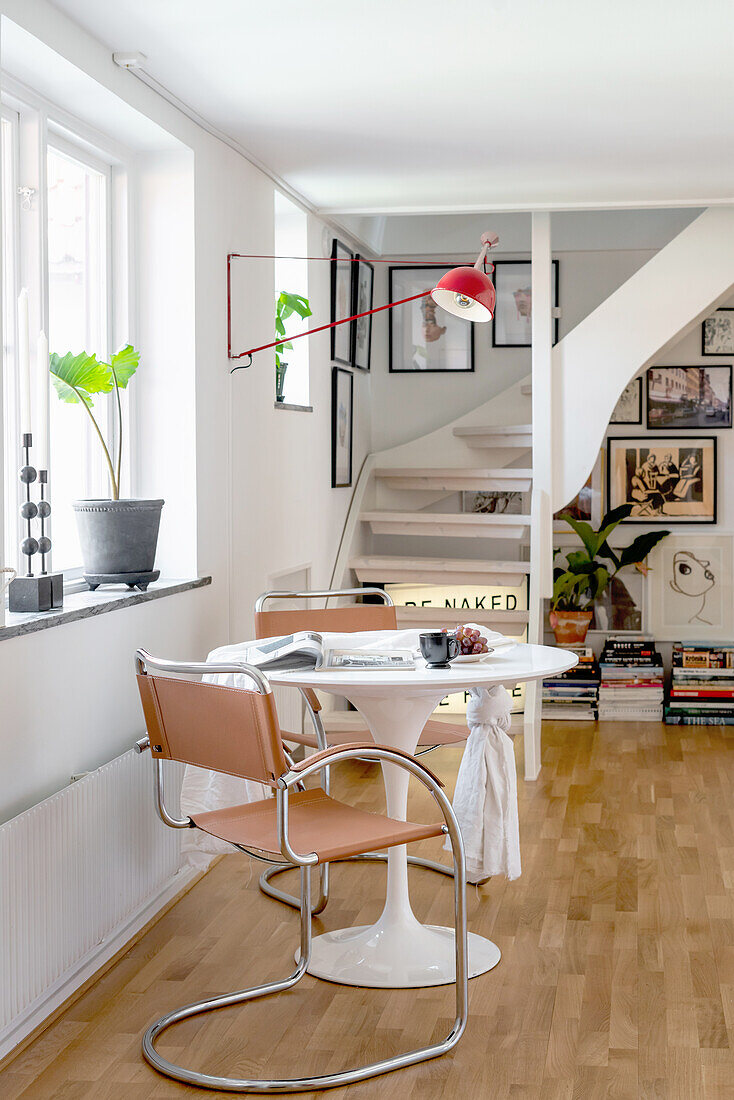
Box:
[607,436,717,524]
[330,239,354,366]
[351,256,374,371]
[702,308,734,356]
[647,534,734,640]
[389,266,474,373]
[610,378,642,424]
[646,366,731,429]
[491,260,559,348]
[331,367,353,487]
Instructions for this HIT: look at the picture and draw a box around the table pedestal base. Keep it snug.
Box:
[306,918,501,988]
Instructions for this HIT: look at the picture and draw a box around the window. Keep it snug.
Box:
[47,143,111,570]
[1,84,130,581]
[274,191,309,407]
[1,108,20,573]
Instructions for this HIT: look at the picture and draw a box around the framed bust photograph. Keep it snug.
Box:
[491,260,559,347]
[388,265,474,373]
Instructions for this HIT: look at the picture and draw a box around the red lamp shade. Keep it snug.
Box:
[431,265,496,323]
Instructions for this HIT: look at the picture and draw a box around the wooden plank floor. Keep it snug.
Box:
[4,719,734,1098]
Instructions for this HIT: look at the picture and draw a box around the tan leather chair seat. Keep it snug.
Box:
[193,787,444,864]
[281,717,468,750]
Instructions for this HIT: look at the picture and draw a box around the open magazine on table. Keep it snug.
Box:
[242,630,418,672]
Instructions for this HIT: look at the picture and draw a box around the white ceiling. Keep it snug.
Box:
[48,0,734,214]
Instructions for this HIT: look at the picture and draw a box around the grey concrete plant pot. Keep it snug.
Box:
[73,499,164,577]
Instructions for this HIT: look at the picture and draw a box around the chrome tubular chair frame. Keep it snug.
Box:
[255,586,457,916]
[135,652,469,1093]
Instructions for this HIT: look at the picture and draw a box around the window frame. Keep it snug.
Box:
[1,74,135,586]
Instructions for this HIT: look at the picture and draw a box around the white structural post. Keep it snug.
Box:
[524,212,555,780]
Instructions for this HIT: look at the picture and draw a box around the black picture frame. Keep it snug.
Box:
[331,367,354,488]
[388,265,475,374]
[606,435,717,524]
[645,366,732,430]
[491,260,560,348]
[352,256,374,372]
[702,308,734,356]
[330,239,354,366]
[610,377,643,425]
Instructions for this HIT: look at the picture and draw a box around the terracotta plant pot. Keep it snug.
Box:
[549,608,593,646]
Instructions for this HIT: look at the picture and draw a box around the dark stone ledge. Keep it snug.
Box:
[0,577,212,641]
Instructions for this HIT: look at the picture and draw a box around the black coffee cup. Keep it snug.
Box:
[419,631,459,669]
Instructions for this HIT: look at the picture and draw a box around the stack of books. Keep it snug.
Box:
[542,647,600,721]
[666,643,734,725]
[598,637,664,721]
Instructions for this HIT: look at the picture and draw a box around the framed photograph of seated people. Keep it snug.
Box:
[607,436,717,524]
[330,238,354,366]
[351,256,374,371]
[389,266,474,373]
[491,260,560,348]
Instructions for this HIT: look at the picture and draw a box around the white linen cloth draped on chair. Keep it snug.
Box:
[443,685,520,884]
[180,629,439,863]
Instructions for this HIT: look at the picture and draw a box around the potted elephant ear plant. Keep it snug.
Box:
[49,345,164,591]
[551,504,668,645]
[275,290,311,402]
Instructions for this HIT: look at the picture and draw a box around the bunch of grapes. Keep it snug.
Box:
[455,625,490,655]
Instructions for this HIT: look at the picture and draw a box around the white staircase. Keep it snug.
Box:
[330,205,734,784]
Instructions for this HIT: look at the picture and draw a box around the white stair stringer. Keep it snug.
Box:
[554,206,734,510]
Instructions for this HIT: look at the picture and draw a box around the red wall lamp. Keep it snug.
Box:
[227,232,499,370]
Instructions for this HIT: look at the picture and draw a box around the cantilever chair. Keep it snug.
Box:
[134,648,468,1093]
[253,587,472,915]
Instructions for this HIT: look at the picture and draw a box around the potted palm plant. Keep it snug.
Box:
[50,345,164,589]
[551,505,669,645]
[275,290,311,401]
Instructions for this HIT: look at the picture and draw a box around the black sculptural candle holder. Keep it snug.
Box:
[7,433,63,613]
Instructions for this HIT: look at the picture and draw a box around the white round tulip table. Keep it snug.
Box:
[271,642,576,989]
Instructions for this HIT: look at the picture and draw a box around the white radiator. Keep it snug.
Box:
[0,750,192,1061]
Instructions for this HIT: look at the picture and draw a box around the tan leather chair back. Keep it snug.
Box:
[137,674,288,787]
[255,603,398,640]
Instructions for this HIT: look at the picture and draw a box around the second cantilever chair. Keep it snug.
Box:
[135,649,468,1093]
[254,587,471,914]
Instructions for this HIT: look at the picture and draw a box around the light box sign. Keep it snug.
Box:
[385,583,528,715]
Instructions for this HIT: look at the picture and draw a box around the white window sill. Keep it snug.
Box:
[0,577,211,641]
[274,401,313,412]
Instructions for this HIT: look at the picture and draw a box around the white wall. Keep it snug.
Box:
[0,0,371,822]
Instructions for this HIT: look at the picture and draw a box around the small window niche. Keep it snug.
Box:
[274,192,309,408]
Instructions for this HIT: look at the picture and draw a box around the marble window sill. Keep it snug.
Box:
[0,576,211,641]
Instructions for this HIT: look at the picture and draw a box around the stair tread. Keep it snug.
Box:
[454,424,532,436]
[375,466,533,477]
[362,510,531,524]
[351,555,531,574]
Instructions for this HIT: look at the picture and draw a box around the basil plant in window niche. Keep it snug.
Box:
[49,345,164,591]
[275,290,311,402]
[551,504,669,646]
